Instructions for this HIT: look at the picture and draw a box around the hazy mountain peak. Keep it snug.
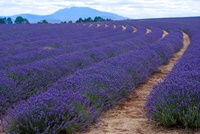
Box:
[9,7,127,23]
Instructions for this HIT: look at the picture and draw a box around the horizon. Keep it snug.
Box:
[0,1,200,19]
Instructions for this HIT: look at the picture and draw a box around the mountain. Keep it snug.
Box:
[8,7,127,23]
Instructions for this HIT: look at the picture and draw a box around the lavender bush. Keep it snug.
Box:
[0,24,145,70]
[145,29,200,128]
[0,26,162,116]
[4,29,183,133]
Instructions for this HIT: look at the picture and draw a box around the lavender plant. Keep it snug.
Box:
[145,30,200,128]
[4,29,183,133]
[0,26,162,116]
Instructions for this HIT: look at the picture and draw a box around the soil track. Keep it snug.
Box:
[132,26,137,33]
[77,32,200,134]
[146,28,151,34]
[122,25,126,31]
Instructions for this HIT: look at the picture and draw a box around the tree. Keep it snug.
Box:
[38,20,48,24]
[68,21,72,23]
[15,16,29,24]
[23,18,30,24]
[106,18,112,21]
[94,16,105,22]
[60,21,67,24]
[0,17,13,24]
[76,18,83,23]
[6,17,13,24]
[42,20,48,24]
[0,18,6,24]
[84,17,92,22]
[75,16,112,23]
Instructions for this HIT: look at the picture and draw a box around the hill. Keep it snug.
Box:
[8,7,127,23]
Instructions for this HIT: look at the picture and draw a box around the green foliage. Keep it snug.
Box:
[15,16,29,24]
[0,17,13,24]
[60,21,67,23]
[150,94,200,128]
[0,18,6,24]
[76,16,112,23]
[38,19,49,24]
[76,17,84,23]
[7,17,13,24]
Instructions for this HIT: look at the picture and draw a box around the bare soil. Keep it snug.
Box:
[162,30,168,38]
[105,24,108,28]
[132,26,137,33]
[146,28,152,34]
[122,25,126,31]
[77,32,200,134]
[89,24,93,27]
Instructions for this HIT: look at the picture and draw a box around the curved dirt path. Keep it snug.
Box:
[105,24,108,28]
[88,24,93,27]
[146,28,151,34]
[162,30,168,38]
[77,32,199,134]
[132,26,137,33]
[122,25,126,31]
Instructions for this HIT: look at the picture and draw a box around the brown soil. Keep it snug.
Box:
[77,32,200,134]
[122,25,126,31]
[132,26,137,33]
[113,24,117,29]
[146,28,152,34]
[88,24,93,27]
[162,30,168,38]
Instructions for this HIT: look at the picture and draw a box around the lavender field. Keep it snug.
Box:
[0,17,200,133]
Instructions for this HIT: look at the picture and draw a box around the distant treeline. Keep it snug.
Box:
[39,16,112,24]
[0,16,112,24]
[76,16,112,23]
[0,16,29,24]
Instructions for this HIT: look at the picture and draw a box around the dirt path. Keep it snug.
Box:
[122,25,126,31]
[77,32,200,134]
[146,28,151,34]
[132,26,137,33]
[162,30,168,38]
[105,24,108,28]
[89,24,93,27]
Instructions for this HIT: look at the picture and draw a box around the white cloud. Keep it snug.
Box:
[0,0,200,18]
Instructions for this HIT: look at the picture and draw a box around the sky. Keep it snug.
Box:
[0,0,200,19]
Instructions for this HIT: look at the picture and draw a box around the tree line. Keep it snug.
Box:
[76,16,112,23]
[0,16,112,24]
[0,16,29,24]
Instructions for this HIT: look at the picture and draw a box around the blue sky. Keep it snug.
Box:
[0,0,199,19]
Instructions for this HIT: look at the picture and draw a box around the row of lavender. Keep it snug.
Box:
[0,24,146,70]
[0,26,162,117]
[145,28,200,128]
[3,29,183,133]
[0,22,133,58]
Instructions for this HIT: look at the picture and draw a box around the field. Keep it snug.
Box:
[0,17,200,134]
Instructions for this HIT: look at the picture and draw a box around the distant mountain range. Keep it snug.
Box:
[1,7,127,23]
